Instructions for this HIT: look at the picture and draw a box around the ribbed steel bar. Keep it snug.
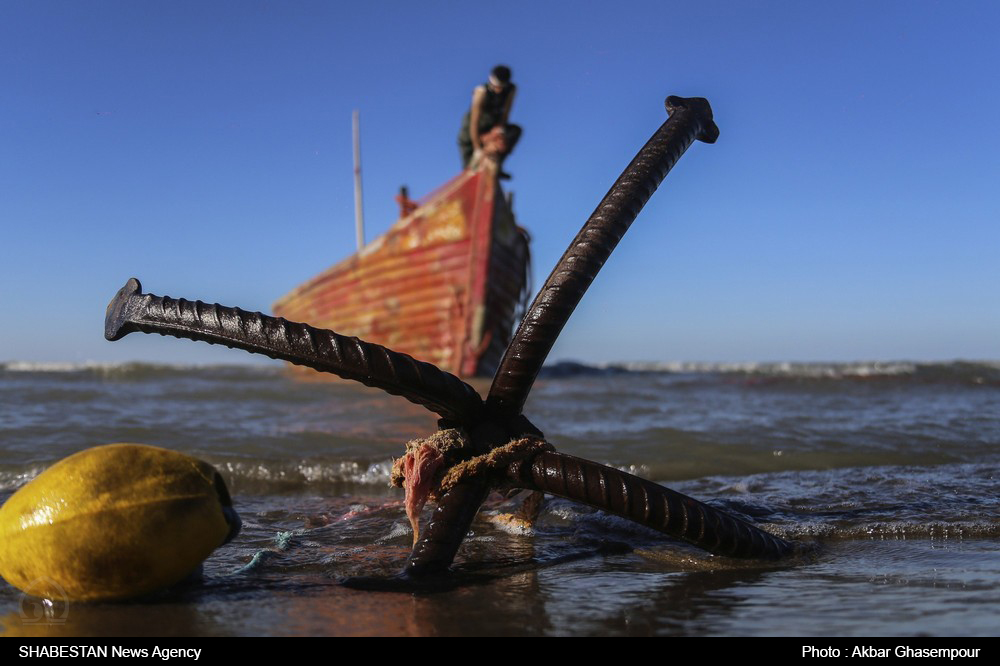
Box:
[487,96,719,417]
[403,479,493,576]
[105,278,484,422]
[507,451,795,560]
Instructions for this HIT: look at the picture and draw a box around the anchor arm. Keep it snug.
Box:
[487,96,719,417]
[105,278,484,422]
[505,450,795,560]
[403,479,494,576]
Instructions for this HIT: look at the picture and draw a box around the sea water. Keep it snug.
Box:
[1,360,998,636]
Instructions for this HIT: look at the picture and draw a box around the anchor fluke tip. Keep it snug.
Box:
[105,277,142,341]
[665,95,719,144]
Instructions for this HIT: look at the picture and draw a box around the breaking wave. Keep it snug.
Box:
[0,361,282,381]
[541,359,1000,384]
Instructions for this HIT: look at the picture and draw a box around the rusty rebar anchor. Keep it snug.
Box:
[105,93,800,586]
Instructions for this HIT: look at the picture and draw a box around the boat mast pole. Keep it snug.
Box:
[352,109,365,250]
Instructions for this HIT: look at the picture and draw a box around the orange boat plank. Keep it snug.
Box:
[288,238,474,295]
[272,165,529,377]
[303,257,471,308]
[300,272,470,323]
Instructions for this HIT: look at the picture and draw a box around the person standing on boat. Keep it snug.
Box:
[458,65,521,178]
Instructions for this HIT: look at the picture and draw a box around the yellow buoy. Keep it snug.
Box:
[0,443,240,602]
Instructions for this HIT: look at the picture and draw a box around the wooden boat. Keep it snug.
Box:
[272,161,531,378]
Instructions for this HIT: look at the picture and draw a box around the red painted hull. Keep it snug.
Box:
[272,165,530,378]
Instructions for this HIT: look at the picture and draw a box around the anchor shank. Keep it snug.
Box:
[487,96,719,417]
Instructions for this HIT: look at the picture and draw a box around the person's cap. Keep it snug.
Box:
[490,65,511,86]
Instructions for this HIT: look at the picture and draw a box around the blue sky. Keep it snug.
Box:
[2,0,998,365]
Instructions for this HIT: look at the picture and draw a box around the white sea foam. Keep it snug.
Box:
[0,360,279,377]
[375,522,412,544]
[605,360,923,377]
[3,361,103,372]
[217,459,394,487]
